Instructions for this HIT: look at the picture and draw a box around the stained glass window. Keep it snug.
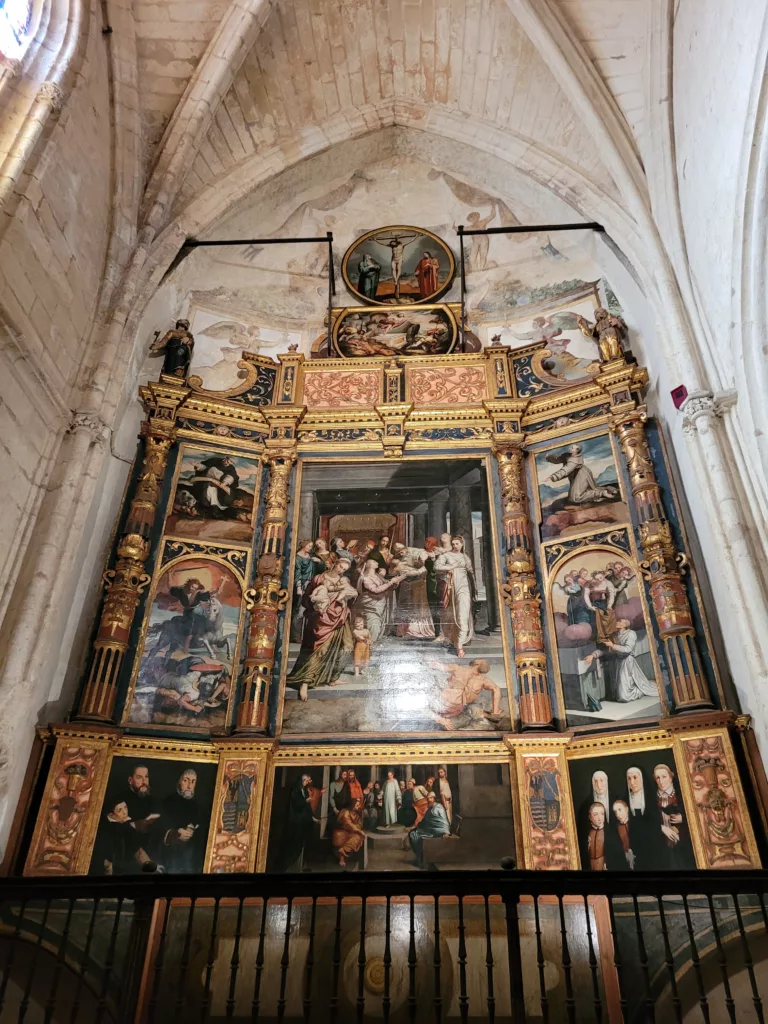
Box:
[0,0,32,61]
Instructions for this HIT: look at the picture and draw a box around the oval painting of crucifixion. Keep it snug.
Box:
[342,225,456,305]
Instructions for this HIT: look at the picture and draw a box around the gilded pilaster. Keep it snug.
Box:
[611,403,714,711]
[486,400,554,729]
[77,382,188,722]
[237,409,302,731]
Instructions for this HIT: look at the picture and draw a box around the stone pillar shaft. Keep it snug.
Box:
[612,407,713,711]
[494,443,553,729]
[237,452,296,731]
[77,424,177,722]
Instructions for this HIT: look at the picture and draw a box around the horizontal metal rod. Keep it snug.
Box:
[457,221,605,236]
[182,235,333,248]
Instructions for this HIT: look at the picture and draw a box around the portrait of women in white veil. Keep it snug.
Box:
[433,536,476,657]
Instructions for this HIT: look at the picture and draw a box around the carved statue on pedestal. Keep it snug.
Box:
[150,319,195,378]
[577,308,627,364]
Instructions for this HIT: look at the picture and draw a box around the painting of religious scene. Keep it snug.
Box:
[550,548,662,728]
[342,226,455,305]
[125,558,243,730]
[568,748,696,872]
[266,762,514,872]
[535,434,629,541]
[89,756,217,875]
[332,305,457,358]
[165,446,260,544]
[281,459,511,735]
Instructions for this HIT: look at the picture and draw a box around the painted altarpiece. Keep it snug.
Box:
[17,270,764,880]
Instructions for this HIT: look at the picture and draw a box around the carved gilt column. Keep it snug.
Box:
[237,406,303,732]
[77,381,188,722]
[611,403,714,711]
[486,399,553,729]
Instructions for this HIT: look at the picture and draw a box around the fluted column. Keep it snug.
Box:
[237,451,296,731]
[77,382,188,722]
[494,442,554,729]
[612,405,714,711]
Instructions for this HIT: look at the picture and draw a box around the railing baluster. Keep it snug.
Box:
[483,895,496,1024]
[502,890,526,1024]
[582,895,602,1023]
[147,897,172,1024]
[732,893,765,1023]
[682,895,710,1024]
[356,896,367,1023]
[558,895,576,1024]
[277,897,293,1021]
[330,896,343,1024]
[44,897,75,1024]
[457,896,469,1023]
[200,897,220,1023]
[303,896,318,1023]
[632,894,655,1023]
[533,895,548,1023]
[657,896,682,1023]
[19,899,50,1024]
[382,895,392,1023]
[69,897,99,1024]
[433,895,443,1023]
[607,896,628,1020]
[96,896,124,1024]
[408,894,417,1023]
[707,894,737,1024]
[227,895,245,1019]
[250,897,268,1021]
[175,897,196,1016]
[0,897,27,1016]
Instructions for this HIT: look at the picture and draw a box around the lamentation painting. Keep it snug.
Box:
[280,458,512,736]
[568,747,696,872]
[341,225,455,305]
[550,548,662,728]
[535,433,629,541]
[125,557,243,730]
[265,762,513,872]
[89,755,217,875]
[332,305,457,358]
[165,446,260,544]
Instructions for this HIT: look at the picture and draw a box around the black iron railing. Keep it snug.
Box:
[1,869,767,1022]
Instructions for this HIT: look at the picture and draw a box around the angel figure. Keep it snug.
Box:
[577,308,627,363]
[514,312,600,377]
[150,319,194,378]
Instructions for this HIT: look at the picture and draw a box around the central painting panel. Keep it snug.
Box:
[279,457,512,735]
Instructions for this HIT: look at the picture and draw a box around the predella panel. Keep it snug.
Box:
[281,458,511,736]
[342,226,455,306]
[124,557,242,731]
[266,762,513,872]
[568,748,696,872]
[549,548,662,728]
[165,446,260,544]
[89,756,217,875]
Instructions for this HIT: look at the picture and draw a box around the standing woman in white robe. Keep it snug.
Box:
[603,617,659,702]
[434,536,476,657]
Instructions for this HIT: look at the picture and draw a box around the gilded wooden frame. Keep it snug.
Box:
[331,303,459,358]
[341,224,456,306]
[255,739,516,872]
[274,450,517,738]
[120,540,251,735]
[507,736,579,870]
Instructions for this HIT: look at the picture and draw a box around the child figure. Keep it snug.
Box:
[352,615,372,676]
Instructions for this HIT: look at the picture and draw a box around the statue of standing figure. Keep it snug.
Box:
[150,319,195,378]
[576,308,627,364]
